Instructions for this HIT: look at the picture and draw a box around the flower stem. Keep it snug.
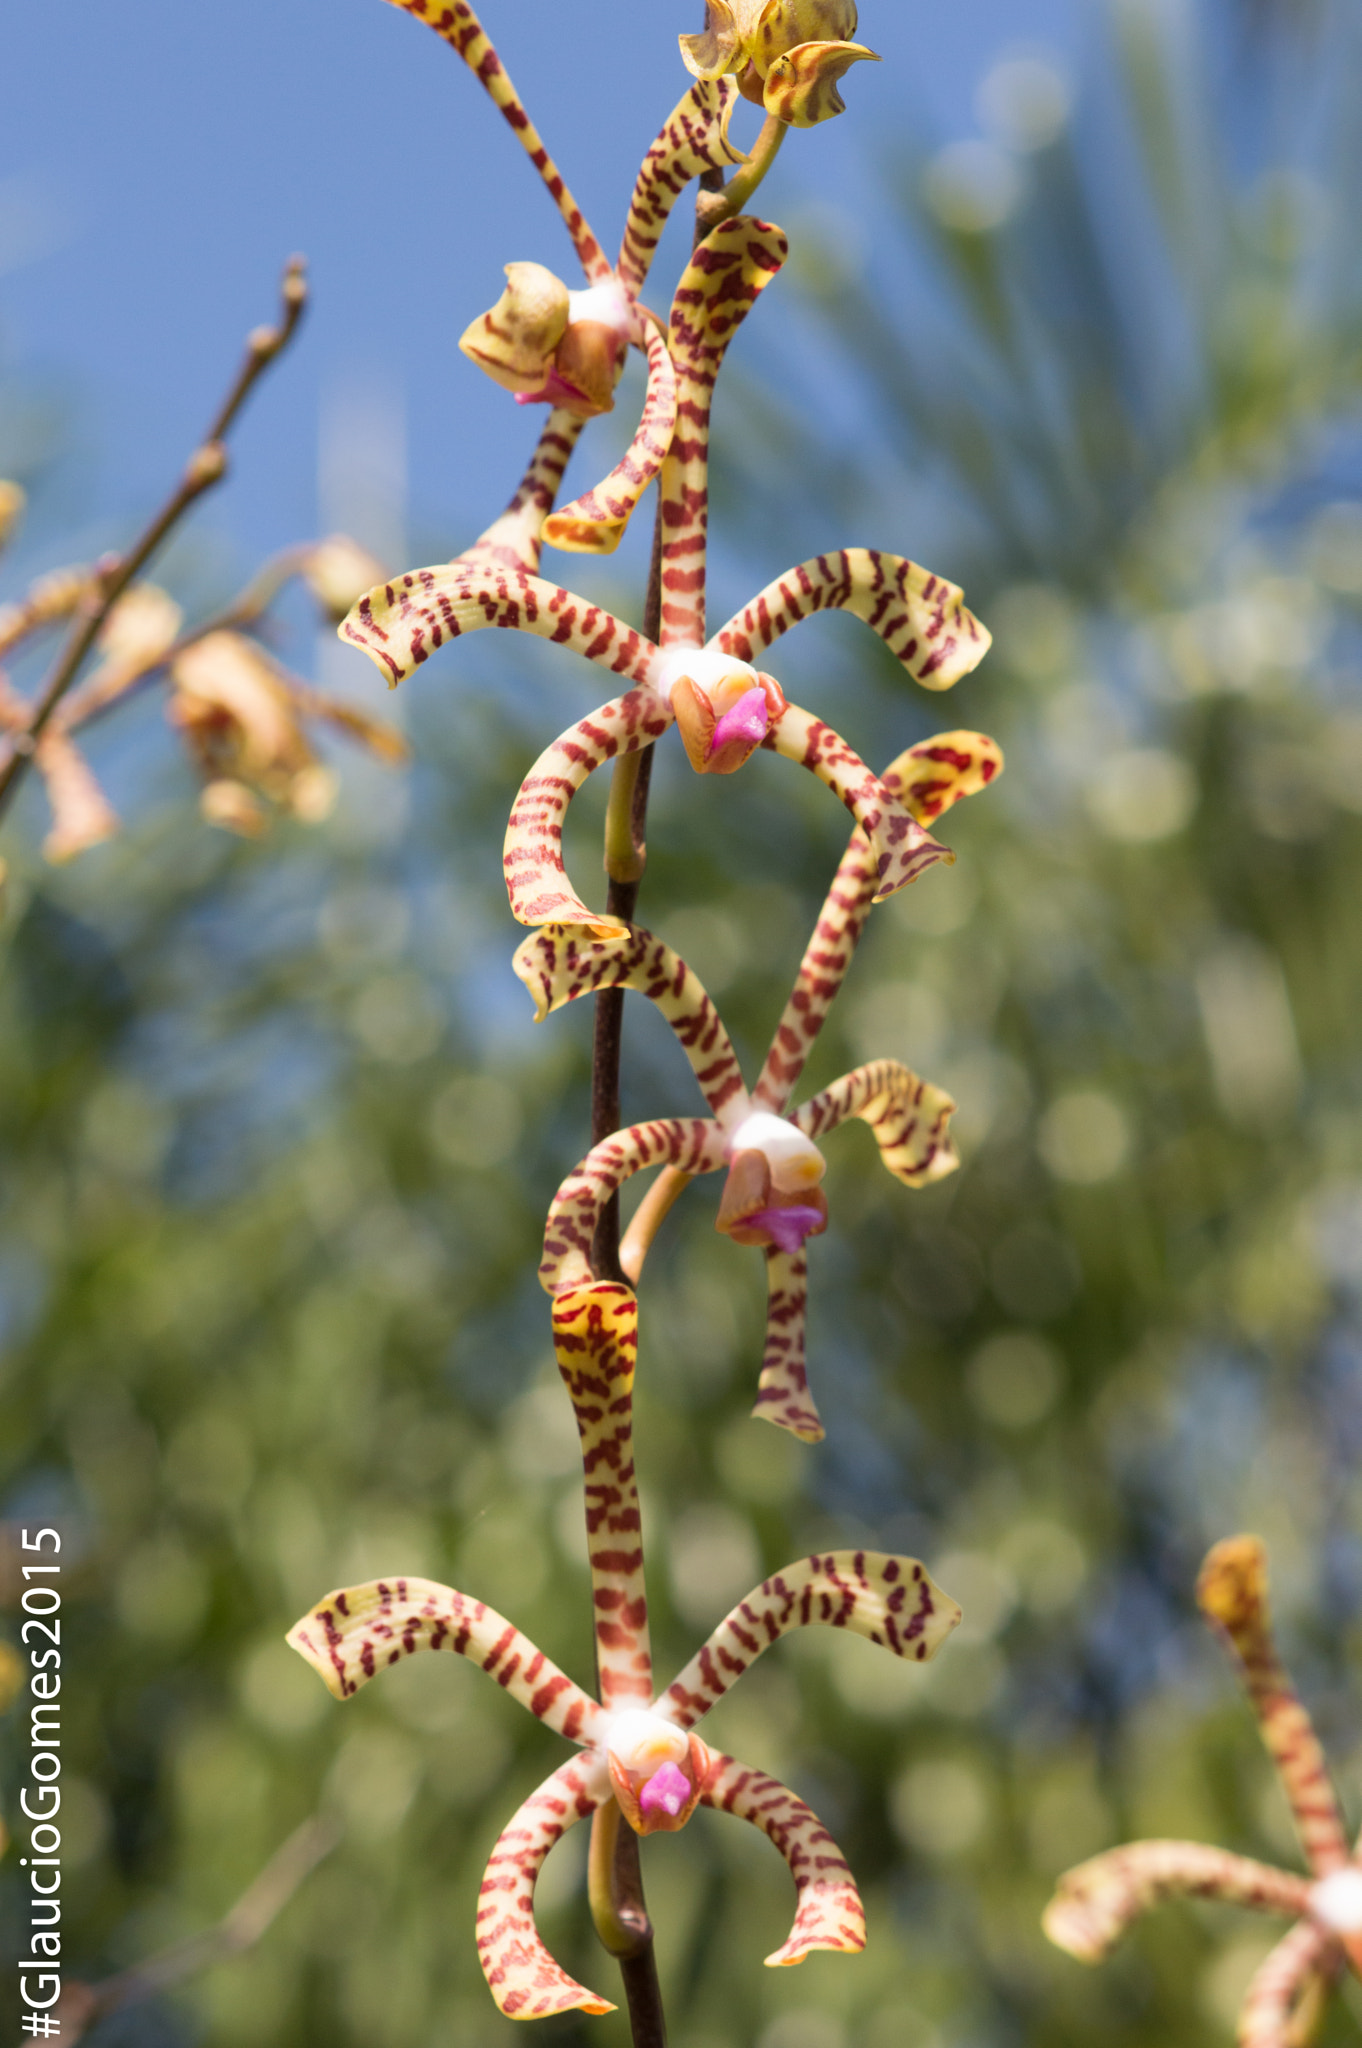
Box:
[587,1801,667,2047]
[695,113,788,234]
[590,499,662,1285]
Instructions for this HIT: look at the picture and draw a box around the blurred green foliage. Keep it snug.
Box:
[5,5,1362,2048]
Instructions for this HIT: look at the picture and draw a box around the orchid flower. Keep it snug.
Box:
[680,1,880,128]
[1045,1537,1362,2048]
[385,0,758,557]
[289,1278,959,2019]
[342,214,990,940]
[516,729,1001,1441]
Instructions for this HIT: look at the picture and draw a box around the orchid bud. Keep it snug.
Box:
[304,536,387,624]
[98,583,184,670]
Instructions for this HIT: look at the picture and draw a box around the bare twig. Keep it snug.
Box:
[0,256,308,828]
[55,1815,339,2044]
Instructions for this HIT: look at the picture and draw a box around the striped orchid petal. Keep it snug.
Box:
[543,324,678,556]
[340,565,656,692]
[664,1550,959,1728]
[755,730,1002,1111]
[286,1576,604,1745]
[660,217,789,649]
[1043,1843,1311,1964]
[459,410,587,578]
[699,1754,867,1966]
[618,80,747,296]
[709,548,990,691]
[540,1118,728,1294]
[793,1059,959,1187]
[768,705,950,903]
[512,923,749,1121]
[503,685,673,935]
[753,1248,821,1441]
[477,1756,614,2020]
[550,1282,653,1709]
[383,2,611,284]
[1197,1537,1351,1876]
[1239,1921,1337,2048]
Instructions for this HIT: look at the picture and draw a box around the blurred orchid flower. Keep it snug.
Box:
[166,631,407,838]
[0,672,119,863]
[1045,1537,1362,2048]
[680,0,881,127]
[289,1280,959,2019]
[518,730,1001,1440]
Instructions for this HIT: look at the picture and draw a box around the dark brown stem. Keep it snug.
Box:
[0,256,308,828]
[589,498,662,1286]
[600,1807,666,2048]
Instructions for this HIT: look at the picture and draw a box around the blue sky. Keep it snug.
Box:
[2,0,1082,592]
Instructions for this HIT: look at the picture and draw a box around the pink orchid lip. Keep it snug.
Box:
[514,366,589,408]
[708,685,770,759]
[638,1761,691,1818]
[744,1203,826,1255]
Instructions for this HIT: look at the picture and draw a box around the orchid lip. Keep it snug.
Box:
[745,1203,826,1254]
[708,685,770,757]
[638,1761,691,1818]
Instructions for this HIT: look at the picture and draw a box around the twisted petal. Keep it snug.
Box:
[752,1248,821,1440]
[709,549,990,691]
[543,326,678,556]
[458,412,587,578]
[384,2,611,282]
[551,1283,652,1708]
[340,566,656,691]
[664,1551,959,1727]
[512,923,748,1119]
[886,729,1004,824]
[1239,1919,1337,2048]
[618,80,747,295]
[504,686,672,934]
[794,1059,958,1186]
[754,731,1002,1112]
[286,1576,604,1744]
[763,40,880,126]
[477,1756,614,2020]
[1197,1537,1351,1876]
[770,706,950,903]
[700,1752,866,1965]
[1043,1842,1311,1963]
[661,218,789,648]
[540,1118,727,1294]
[678,0,752,78]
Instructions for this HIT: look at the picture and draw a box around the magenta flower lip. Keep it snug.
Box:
[639,1760,692,1818]
[708,684,770,758]
[745,1202,826,1255]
